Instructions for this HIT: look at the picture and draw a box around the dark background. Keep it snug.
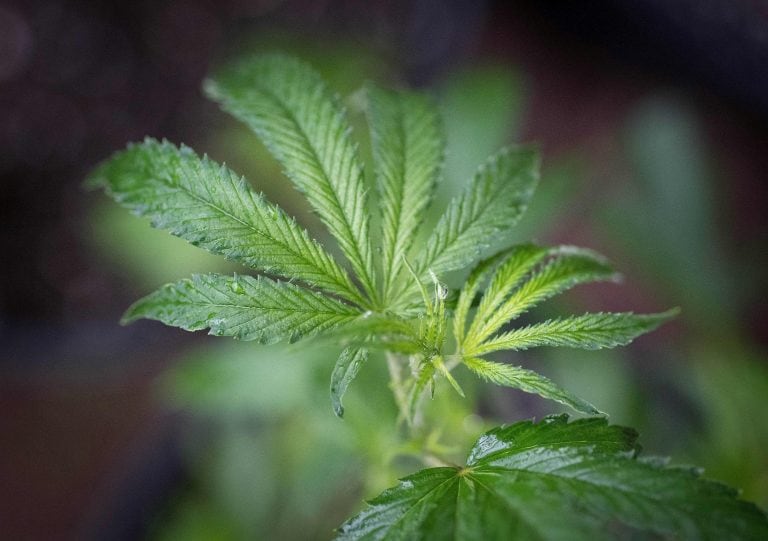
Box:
[2,1,767,539]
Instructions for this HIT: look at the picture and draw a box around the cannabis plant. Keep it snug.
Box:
[88,53,768,539]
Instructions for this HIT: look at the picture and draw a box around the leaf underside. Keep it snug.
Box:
[336,415,768,541]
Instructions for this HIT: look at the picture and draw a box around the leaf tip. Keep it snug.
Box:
[333,402,345,418]
[119,305,141,326]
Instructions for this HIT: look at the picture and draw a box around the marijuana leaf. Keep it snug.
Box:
[336,415,768,540]
[122,273,360,343]
[462,246,618,350]
[204,53,377,304]
[463,356,601,415]
[471,310,679,356]
[450,243,675,412]
[396,146,539,309]
[89,52,676,418]
[365,85,444,303]
[87,138,365,305]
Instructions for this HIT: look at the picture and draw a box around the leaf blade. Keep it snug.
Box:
[466,247,618,349]
[416,146,538,281]
[122,273,360,343]
[471,310,679,356]
[452,251,507,347]
[366,85,444,301]
[330,347,369,418]
[204,54,377,303]
[88,138,365,305]
[463,243,550,347]
[463,356,602,415]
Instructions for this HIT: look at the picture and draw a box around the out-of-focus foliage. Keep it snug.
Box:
[87,201,234,289]
[438,65,526,199]
[607,97,736,322]
[588,95,768,507]
[151,340,484,539]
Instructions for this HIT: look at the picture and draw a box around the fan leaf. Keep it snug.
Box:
[336,416,768,540]
[460,244,549,347]
[452,250,513,347]
[465,247,618,349]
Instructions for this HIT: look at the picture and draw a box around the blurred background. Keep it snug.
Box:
[2,0,768,539]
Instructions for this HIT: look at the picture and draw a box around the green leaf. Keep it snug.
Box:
[463,356,601,415]
[365,85,444,302]
[204,53,377,303]
[336,415,768,540]
[471,310,679,356]
[330,347,369,418]
[415,146,538,280]
[462,244,549,346]
[452,252,506,347]
[122,273,360,343]
[87,138,364,305]
[465,247,618,349]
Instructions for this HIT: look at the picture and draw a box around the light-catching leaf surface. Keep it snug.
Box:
[414,147,538,281]
[205,53,377,302]
[471,310,679,356]
[452,251,506,346]
[122,273,360,343]
[87,138,365,305]
[366,85,444,302]
[464,247,617,349]
[336,415,768,540]
[463,356,601,415]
